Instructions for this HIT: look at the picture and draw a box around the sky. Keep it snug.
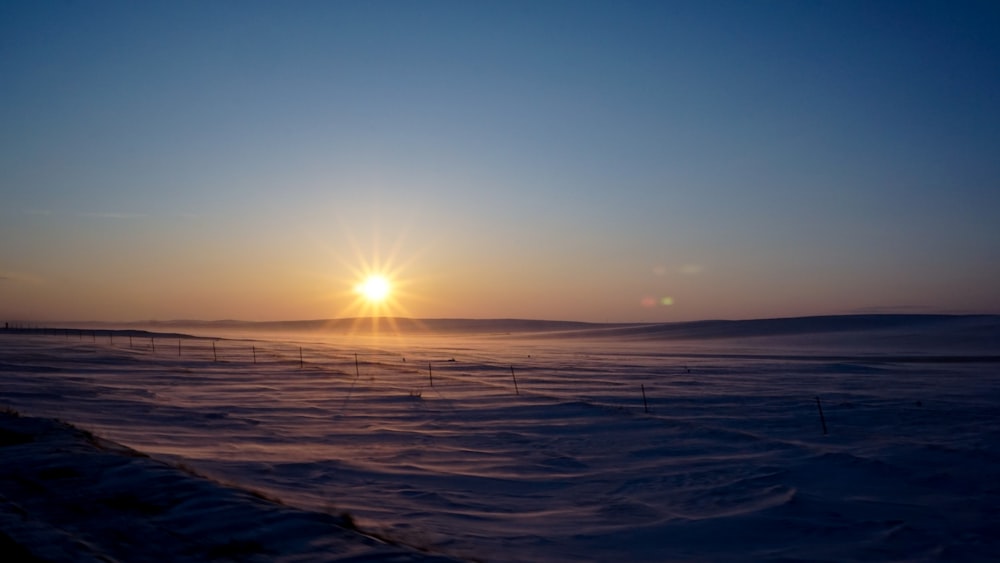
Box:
[2,0,999,323]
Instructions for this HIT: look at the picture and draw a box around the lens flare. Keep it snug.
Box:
[641,296,675,308]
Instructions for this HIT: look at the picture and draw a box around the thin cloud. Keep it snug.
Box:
[77,212,147,219]
[20,209,52,216]
[0,272,44,284]
[18,210,149,219]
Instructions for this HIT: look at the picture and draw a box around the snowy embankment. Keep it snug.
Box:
[2,315,1000,561]
[0,409,457,562]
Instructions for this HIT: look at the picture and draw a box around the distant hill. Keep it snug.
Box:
[59,314,1000,342]
[131,317,612,335]
[543,314,1000,356]
[552,314,1000,340]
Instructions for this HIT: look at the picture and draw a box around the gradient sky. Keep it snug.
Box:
[2,1,999,323]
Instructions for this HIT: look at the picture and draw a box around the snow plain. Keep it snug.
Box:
[2,315,999,562]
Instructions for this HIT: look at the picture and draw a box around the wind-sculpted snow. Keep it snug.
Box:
[0,412,459,562]
[2,322,999,561]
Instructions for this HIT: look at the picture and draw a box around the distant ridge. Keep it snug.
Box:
[94,317,615,335]
[557,314,1000,340]
[58,314,1000,341]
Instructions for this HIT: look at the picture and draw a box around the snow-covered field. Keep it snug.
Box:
[2,316,999,562]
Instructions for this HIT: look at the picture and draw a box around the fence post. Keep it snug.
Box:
[815,397,828,435]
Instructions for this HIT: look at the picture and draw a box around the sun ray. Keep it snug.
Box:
[316,221,430,338]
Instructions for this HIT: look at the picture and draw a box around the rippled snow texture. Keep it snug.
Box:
[2,325,999,561]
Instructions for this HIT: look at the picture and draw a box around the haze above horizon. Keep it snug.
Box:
[3,1,999,323]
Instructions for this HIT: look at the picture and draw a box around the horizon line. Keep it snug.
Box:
[8,311,998,327]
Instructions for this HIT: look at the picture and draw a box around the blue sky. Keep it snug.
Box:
[2,1,998,322]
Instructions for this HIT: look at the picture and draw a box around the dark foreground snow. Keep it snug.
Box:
[0,411,458,562]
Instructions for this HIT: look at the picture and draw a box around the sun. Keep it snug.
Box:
[356,275,391,303]
[321,226,427,334]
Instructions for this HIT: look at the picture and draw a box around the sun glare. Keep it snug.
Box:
[323,227,426,335]
[357,275,391,303]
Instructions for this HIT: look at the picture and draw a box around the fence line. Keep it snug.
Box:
[3,326,749,427]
